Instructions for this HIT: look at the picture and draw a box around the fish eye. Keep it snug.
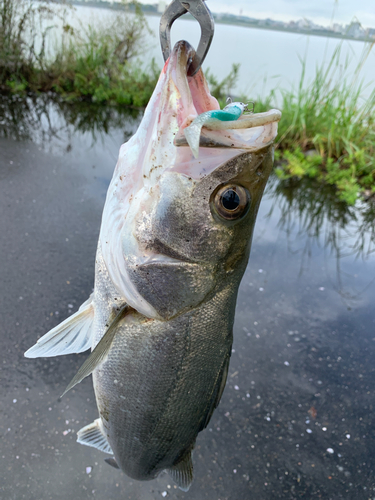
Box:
[212,184,250,221]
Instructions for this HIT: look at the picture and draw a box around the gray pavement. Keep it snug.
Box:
[1,99,374,500]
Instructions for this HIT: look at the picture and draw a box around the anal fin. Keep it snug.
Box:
[167,450,194,492]
[77,418,113,455]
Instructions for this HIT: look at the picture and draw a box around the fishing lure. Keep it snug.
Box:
[184,101,250,158]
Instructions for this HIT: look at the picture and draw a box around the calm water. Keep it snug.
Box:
[65,6,375,98]
[0,96,374,499]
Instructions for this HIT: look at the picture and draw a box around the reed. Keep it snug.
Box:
[43,2,159,105]
[261,43,375,204]
[0,0,157,106]
[0,0,58,91]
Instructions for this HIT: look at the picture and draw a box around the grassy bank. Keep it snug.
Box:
[1,1,374,204]
[0,0,158,106]
[266,44,375,205]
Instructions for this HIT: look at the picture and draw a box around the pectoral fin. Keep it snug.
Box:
[77,418,113,454]
[167,450,194,492]
[24,295,95,358]
[60,304,131,398]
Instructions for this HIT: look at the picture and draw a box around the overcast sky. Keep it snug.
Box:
[143,0,375,28]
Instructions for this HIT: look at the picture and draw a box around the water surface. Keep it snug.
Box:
[66,5,375,98]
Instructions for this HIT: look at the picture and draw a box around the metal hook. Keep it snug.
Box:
[226,98,254,114]
[244,101,255,114]
[159,0,215,76]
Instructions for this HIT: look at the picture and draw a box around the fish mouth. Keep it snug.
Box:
[170,41,281,157]
[168,40,221,130]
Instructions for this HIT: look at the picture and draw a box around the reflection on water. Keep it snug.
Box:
[262,175,375,310]
[266,175,375,260]
[0,94,141,151]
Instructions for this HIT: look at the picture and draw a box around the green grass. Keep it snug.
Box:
[260,43,375,205]
[46,26,159,106]
[42,4,159,106]
[0,0,158,106]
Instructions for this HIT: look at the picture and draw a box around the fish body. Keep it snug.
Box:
[25,41,280,490]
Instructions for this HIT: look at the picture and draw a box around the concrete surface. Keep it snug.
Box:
[0,99,374,500]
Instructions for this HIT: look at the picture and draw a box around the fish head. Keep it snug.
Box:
[100,41,279,320]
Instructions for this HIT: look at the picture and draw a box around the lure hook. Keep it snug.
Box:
[244,101,255,114]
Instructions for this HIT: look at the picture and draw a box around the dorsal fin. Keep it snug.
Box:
[77,418,113,454]
[168,450,194,492]
[24,295,94,358]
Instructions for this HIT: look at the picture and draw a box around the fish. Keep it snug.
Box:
[25,40,281,491]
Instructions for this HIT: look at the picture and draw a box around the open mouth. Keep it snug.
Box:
[169,41,281,158]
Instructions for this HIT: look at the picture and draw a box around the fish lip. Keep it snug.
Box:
[175,40,196,75]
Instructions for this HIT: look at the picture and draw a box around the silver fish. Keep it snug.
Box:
[25,41,281,491]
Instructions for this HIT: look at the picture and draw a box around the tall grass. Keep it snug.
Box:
[0,0,60,91]
[44,12,159,106]
[266,43,375,204]
[0,0,158,105]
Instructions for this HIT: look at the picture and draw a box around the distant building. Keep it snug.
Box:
[296,18,311,29]
[346,20,365,38]
[331,23,344,34]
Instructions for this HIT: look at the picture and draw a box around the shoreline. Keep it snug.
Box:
[69,1,375,44]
